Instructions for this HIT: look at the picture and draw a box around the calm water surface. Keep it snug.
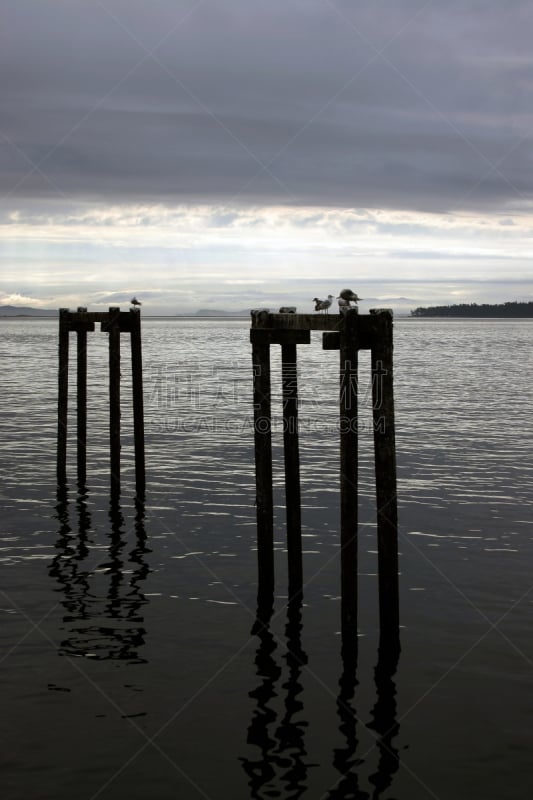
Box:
[1,317,532,799]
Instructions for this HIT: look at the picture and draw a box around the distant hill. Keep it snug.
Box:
[0,305,57,317]
[195,309,249,317]
[411,301,533,318]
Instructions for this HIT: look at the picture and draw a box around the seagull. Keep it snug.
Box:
[337,288,361,313]
[337,296,350,313]
[130,297,142,307]
[313,295,334,313]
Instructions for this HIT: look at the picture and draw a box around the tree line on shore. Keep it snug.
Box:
[411,301,533,317]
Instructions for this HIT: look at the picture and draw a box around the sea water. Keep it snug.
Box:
[1,317,532,799]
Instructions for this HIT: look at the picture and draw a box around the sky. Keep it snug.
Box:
[1,0,532,314]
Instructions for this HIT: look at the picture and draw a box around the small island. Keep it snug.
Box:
[411,301,533,318]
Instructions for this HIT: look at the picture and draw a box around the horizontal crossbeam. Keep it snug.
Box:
[59,307,139,333]
[251,309,393,350]
[250,329,311,345]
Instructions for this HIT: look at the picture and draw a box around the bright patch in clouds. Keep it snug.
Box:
[0,292,51,308]
[1,202,533,313]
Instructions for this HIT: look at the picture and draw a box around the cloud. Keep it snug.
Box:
[2,0,533,212]
[1,197,532,312]
[0,292,48,307]
[2,2,533,313]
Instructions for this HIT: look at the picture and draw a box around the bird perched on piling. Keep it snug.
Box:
[313,295,334,313]
[337,288,361,313]
[130,297,142,307]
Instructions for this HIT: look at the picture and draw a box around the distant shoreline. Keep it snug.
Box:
[411,301,533,318]
[0,313,251,319]
[3,312,532,321]
[4,303,533,320]
[0,305,253,319]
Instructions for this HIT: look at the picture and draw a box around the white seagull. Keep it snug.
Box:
[337,288,361,313]
[313,294,334,313]
[130,297,142,307]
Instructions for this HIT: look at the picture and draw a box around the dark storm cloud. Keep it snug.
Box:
[2,0,532,212]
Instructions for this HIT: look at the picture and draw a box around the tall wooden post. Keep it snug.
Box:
[57,309,69,486]
[281,342,303,599]
[250,309,399,636]
[339,309,359,634]
[371,311,399,635]
[108,307,121,497]
[251,332,274,600]
[130,309,145,497]
[76,308,88,486]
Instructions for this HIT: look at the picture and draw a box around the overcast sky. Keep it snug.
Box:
[1,0,532,313]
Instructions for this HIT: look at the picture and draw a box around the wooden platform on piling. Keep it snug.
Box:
[250,307,399,637]
[251,310,391,349]
[57,307,145,498]
[58,308,140,332]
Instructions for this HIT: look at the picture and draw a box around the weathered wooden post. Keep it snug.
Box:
[76,307,88,486]
[251,320,274,601]
[130,308,145,497]
[57,309,70,485]
[339,308,359,633]
[107,307,121,497]
[281,341,303,598]
[370,310,399,635]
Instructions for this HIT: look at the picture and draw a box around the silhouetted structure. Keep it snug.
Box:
[250,308,399,637]
[56,306,145,497]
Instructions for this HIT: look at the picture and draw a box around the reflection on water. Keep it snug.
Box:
[242,605,401,799]
[328,634,401,800]
[326,635,367,800]
[241,598,314,798]
[367,638,401,798]
[49,488,150,663]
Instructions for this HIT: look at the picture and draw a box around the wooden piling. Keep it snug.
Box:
[281,342,302,599]
[57,307,145,496]
[339,309,359,633]
[108,307,121,497]
[371,311,399,635]
[76,308,88,486]
[250,310,399,635]
[57,309,69,486]
[251,333,274,599]
[130,309,145,497]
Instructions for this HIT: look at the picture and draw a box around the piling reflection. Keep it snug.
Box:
[325,634,369,800]
[49,488,150,663]
[241,596,314,798]
[50,486,92,627]
[367,636,401,798]
[242,605,402,799]
[327,631,401,799]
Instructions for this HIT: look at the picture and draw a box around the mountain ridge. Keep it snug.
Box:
[0,305,57,317]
